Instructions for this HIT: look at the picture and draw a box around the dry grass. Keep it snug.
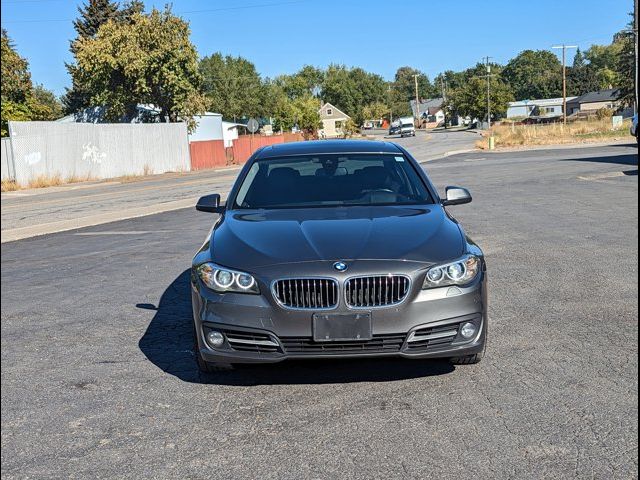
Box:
[476,118,632,150]
[1,179,20,192]
[1,174,96,192]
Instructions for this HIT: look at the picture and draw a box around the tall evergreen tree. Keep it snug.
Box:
[567,48,599,97]
[63,0,143,113]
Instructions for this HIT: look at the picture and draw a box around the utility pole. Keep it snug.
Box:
[483,56,492,129]
[552,44,577,124]
[413,74,420,125]
[388,84,393,124]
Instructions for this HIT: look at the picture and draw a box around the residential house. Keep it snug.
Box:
[410,98,445,127]
[566,89,623,115]
[318,102,351,138]
[506,97,577,119]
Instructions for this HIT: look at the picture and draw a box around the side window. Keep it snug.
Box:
[327,108,332,115]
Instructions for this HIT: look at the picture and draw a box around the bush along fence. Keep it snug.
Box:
[2,122,305,186]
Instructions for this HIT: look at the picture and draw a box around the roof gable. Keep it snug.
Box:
[319,102,351,119]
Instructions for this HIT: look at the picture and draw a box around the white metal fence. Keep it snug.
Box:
[5,121,191,186]
[1,137,14,181]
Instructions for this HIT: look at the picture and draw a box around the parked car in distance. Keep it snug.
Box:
[399,121,416,137]
[192,140,488,372]
[389,120,401,136]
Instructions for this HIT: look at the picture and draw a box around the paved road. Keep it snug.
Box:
[0,130,479,241]
[1,143,637,479]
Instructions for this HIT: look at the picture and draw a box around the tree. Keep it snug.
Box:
[584,42,624,89]
[446,63,514,121]
[200,53,264,120]
[362,101,388,121]
[613,22,636,105]
[74,7,206,130]
[567,48,600,96]
[264,81,321,136]
[1,29,32,104]
[290,95,322,137]
[64,0,143,113]
[1,30,62,135]
[321,65,386,124]
[276,66,324,99]
[28,85,64,121]
[502,50,562,100]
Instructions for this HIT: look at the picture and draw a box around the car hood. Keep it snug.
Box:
[208,205,464,269]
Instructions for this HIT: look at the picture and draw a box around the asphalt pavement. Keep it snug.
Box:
[1,142,638,479]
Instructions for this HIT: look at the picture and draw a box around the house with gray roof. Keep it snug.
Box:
[566,89,622,115]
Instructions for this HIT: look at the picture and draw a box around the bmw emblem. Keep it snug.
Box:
[333,261,348,272]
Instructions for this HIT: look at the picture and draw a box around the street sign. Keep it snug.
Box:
[247,118,260,133]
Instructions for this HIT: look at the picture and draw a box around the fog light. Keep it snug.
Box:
[206,330,225,348]
[460,322,477,339]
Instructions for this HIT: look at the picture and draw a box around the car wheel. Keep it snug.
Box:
[193,324,234,372]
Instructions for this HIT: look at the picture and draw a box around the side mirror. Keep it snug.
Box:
[442,186,472,206]
[196,194,224,213]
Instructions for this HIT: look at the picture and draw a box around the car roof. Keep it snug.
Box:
[255,140,403,159]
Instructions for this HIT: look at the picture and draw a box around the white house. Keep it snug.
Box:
[318,103,351,138]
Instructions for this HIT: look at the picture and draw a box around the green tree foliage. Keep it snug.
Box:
[28,85,64,121]
[1,29,32,104]
[1,30,62,136]
[264,81,321,135]
[276,65,324,99]
[567,48,600,97]
[445,63,514,121]
[613,23,636,105]
[321,65,387,124]
[362,101,389,121]
[200,53,264,120]
[584,42,624,89]
[64,0,143,113]
[73,7,206,130]
[502,50,562,100]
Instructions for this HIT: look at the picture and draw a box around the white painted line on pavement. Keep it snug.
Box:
[73,230,175,236]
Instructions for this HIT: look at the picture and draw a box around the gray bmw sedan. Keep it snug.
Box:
[191,140,487,371]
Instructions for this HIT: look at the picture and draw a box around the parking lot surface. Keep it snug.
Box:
[1,143,637,479]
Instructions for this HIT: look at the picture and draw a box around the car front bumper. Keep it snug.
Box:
[191,267,488,364]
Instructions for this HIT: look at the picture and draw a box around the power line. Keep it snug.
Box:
[1,0,306,23]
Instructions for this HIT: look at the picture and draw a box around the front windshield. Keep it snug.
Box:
[233,153,434,209]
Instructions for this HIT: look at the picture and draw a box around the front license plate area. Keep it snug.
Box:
[313,313,372,342]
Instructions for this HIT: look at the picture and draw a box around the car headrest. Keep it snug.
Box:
[315,167,348,177]
[268,167,300,182]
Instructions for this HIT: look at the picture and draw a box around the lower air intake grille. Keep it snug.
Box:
[223,329,281,354]
[273,278,338,309]
[280,334,405,354]
[405,323,459,351]
[345,275,410,307]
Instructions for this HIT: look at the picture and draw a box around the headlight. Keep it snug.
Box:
[196,263,259,294]
[422,254,481,289]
